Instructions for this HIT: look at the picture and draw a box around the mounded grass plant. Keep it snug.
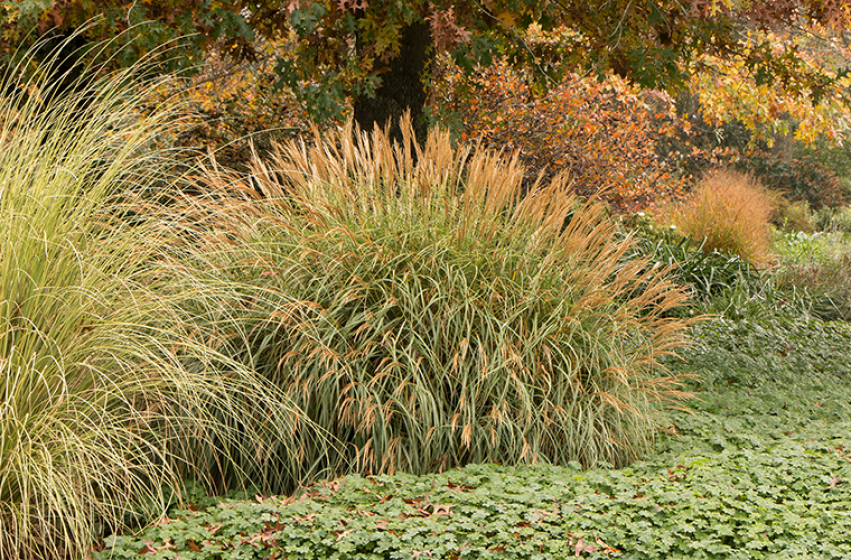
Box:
[176,118,695,476]
[0,39,324,559]
[664,169,776,265]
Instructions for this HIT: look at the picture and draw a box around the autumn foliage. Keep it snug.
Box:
[4,0,848,133]
[686,24,851,147]
[147,42,319,168]
[436,58,689,210]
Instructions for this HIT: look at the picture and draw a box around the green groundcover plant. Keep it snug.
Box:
[0,37,327,560]
[96,315,851,559]
[94,449,851,560]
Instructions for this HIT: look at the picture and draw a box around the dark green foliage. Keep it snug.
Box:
[798,136,851,184]
[623,213,761,304]
[739,150,845,210]
[814,207,851,234]
[670,316,851,389]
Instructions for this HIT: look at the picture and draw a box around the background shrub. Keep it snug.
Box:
[662,169,776,265]
[772,198,816,233]
[738,150,846,210]
[434,57,687,210]
[814,205,851,233]
[177,118,695,475]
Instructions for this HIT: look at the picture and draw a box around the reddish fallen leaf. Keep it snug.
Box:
[575,536,598,556]
[431,503,454,516]
[335,529,354,541]
[446,479,475,493]
[139,539,176,554]
[151,515,172,527]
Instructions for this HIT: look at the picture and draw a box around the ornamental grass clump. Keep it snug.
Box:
[0,38,323,560]
[664,169,776,265]
[180,116,694,476]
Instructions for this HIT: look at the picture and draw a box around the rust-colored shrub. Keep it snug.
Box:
[433,58,687,210]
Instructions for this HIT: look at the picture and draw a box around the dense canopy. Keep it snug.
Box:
[2,1,849,129]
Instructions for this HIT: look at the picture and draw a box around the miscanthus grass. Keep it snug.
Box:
[167,116,695,480]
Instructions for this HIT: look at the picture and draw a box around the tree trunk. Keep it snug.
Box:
[353,21,432,146]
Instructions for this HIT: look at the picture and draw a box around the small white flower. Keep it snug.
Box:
[637,212,646,218]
